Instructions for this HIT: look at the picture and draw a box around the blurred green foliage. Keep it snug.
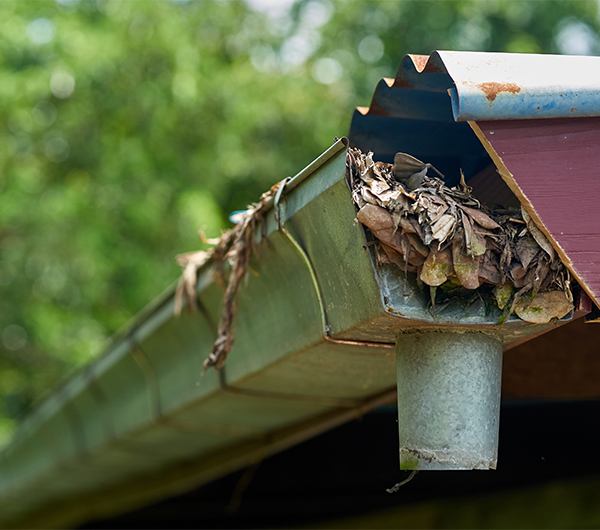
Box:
[0,0,599,444]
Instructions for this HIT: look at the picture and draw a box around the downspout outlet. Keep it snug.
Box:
[396,330,503,470]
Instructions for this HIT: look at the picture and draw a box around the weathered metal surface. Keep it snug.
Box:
[396,330,502,471]
[439,51,600,122]
[366,51,600,122]
[470,117,600,308]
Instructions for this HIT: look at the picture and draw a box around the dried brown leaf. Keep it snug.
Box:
[398,215,415,234]
[459,169,473,194]
[500,241,512,276]
[458,204,501,230]
[361,187,381,206]
[370,179,391,195]
[406,232,430,258]
[357,204,403,252]
[479,250,503,285]
[393,152,428,179]
[352,189,366,209]
[510,261,527,287]
[379,189,408,210]
[408,217,424,239]
[420,247,453,287]
[516,236,540,270]
[397,234,426,267]
[515,291,573,324]
[461,211,486,257]
[373,161,392,179]
[381,243,416,271]
[174,250,212,315]
[532,257,551,295]
[521,207,555,262]
[431,213,456,243]
[452,235,480,289]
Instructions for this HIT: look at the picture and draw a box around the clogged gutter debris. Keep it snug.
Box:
[175,146,574,373]
[347,146,573,324]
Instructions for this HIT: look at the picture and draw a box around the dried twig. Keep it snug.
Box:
[386,470,419,493]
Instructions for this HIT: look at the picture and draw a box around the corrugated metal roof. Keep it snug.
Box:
[443,51,600,121]
[365,51,600,122]
[348,50,600,187]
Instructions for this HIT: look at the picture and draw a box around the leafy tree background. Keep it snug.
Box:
[1,0,599,445]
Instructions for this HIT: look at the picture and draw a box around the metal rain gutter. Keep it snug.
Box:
[1,51,597,528]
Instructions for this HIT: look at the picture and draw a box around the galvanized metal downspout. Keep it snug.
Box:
[396,330,502,470]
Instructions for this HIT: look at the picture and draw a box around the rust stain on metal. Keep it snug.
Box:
[394,78,415,90]
[368,101,391,117]
[409,54,429,72]
[423,62,445,74]
[477,81,522,103]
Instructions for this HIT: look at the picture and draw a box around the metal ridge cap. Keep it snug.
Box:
[437,50,600,121]
[355,51,600,122]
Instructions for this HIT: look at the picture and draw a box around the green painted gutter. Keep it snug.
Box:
[0,139,568,528]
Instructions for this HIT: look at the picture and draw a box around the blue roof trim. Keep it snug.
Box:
[363,51,600,122]
[426,51,600,121]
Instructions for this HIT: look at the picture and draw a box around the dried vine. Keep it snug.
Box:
[175,182,281,371]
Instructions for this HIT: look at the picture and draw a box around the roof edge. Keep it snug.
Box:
[362,51,600,122]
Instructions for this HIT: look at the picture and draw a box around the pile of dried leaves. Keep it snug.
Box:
[175,182,281,371]
[347,146,573,324]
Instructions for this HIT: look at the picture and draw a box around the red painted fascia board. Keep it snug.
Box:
[470,117,600,308]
